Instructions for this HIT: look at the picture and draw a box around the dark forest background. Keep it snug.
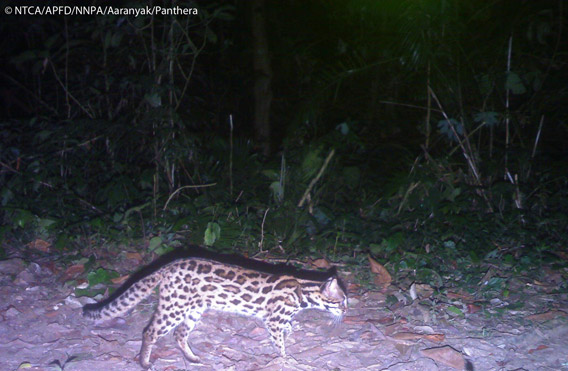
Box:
[0,0,567,286]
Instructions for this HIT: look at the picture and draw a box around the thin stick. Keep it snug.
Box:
[174,19,208,111]
[55,135,104,155]
[527,115,544,179]
[429,88,481,183]
[0,161,54,189]
[429,87,493,212]
[229,114,234,197]
[279,152,286,202]
[504,35,513,175]
[258,207,270,253]
[0,71,57,115]
[298,149,335,208]
[532,115,544,159]
[163,183,217,210]
[425,61,431,150]
[234,190,244,203]
[397,182,420,215]
[379,100,442,113]
[49,61,94,119]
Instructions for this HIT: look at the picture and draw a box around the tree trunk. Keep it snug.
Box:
[251,0,272,157]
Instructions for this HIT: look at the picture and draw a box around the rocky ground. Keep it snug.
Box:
[1,257,567,371]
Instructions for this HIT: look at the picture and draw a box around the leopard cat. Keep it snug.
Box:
[83,257,347,369]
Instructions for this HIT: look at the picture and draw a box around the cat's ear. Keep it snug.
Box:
[321,277,345,301]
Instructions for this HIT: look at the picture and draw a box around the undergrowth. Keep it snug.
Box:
[1,0,567,293]
[1,115,567,290]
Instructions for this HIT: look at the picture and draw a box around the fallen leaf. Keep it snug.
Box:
[42,261,58,274]
[364,315,394,326]
[551,250,568,260]
[45,310,60,318]
[413,283,434,299]
[446,305,465,317]
[446,291,475,301]
[394,342,412,355]
[347,282,361,293]
[541,267,564,285]
[409,282,418,300]
[5,305,21,317]
[527,345,549,354]
[382,323,399,336]
[27,239,51,252]
[391,332,424,341]
[250,326,266,337]
[390,332,445,343]
[421,345,466,369]
[359,331,375,340]
[61,264,85,281]
[311,258,331,269]
[424,334,445,342]
[467,303,482,314]
[479,267,496,286]
[526,310,567,322]
[368,256,392,289]
[343,316,367,325]
[125,252,144,262]
[111,274,130,285]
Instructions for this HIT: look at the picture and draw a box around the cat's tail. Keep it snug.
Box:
[82,268,163,321]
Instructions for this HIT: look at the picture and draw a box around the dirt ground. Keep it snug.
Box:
[1,257,567,371]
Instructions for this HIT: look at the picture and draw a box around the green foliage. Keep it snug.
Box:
[446,306,465,318]
[48,354,89,371]
[87,267,119,287]
[0,1,566,302]
[0,2,241,247]
[204,222,221,246]
[148,236,165,253]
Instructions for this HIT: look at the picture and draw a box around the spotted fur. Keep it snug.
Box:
[83,258,347,369]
